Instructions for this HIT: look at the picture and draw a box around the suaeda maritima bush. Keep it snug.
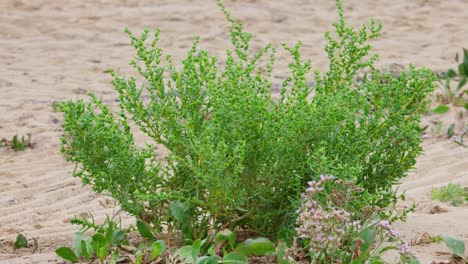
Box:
[59,0,435,240]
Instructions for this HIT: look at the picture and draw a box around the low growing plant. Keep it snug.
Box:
[0,134,32,151]
[59,0,435,242]
[57,215,132,263]
[437,48,468,107]
[430,183,468,206]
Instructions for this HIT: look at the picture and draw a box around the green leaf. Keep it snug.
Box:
[462,48,468,77]
[169,201,192,239]
[151,240,167,260]
[446,68,457,79]
[432,104,450,114]
[170,201,189,224]
[56,247,78,263]
[215,229,235,247]
[236,237,275,257]
[136,220,153,241]
[359,226,377,254]
[369,256,384,264]
[177,245,194,263]
[13,234,28,250]
[81,240,91,261]
[208,245,215,256]
[136,249,143,264]
[196,256,219,264]
[459,62,466,77]
[441,235,465,258]
[73,232,93,258]
[91,233,108,259]
[98,245,109,262]
[221,252,248,264]
[457,77,467,91]
[446,124,455,138]
[455,52,459,63]
[192,239,202,262]
[111,230,127,245]
[110,249,120,264]
[276,240,289,264]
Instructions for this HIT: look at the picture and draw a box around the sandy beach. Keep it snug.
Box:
[0,0,467,263]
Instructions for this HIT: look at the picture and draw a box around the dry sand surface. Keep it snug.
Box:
[1,0,467,263]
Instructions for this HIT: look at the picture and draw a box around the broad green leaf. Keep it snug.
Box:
[151,240,167,260]
[136,220,153,241]
[111,230,127,245]
[56,247,78,263]
[441,235,465,258]
[236,237,275,257]
[177,245,194,263]
[98,245,109,263]
[13,234,28,250]
[432,104,450,114]
[170,201,189,224]
[169,201,192,239]
[192,239,202,262]
[215,229,235,247]
[276,240,289,264]
[221,252,248,264]
[359,227,377,254]
[196,256,219,264]
[208,245,215,256]
[91,233,108,259]
[72,232,93,257]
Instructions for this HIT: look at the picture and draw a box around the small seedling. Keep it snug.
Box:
[13,234,28,251]
[51,101,61,112]
[1,134,33,151]
[437,48,468,105]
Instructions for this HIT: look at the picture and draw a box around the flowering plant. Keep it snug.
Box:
[296,176,419,264]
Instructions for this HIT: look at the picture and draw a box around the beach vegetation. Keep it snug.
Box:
[57,0,435,262]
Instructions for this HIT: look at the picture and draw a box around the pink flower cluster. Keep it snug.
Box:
[295,175,417,262]
[296,176,355,253]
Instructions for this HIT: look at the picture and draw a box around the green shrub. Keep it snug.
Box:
[59,0,435,240]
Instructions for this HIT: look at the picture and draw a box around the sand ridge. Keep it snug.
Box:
[1,0,467,263]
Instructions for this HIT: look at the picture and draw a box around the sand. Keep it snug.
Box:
[0,0,467,263]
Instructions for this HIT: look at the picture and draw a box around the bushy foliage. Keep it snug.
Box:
[59,0,435,240]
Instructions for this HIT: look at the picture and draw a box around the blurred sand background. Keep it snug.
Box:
[0,0,467,263]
